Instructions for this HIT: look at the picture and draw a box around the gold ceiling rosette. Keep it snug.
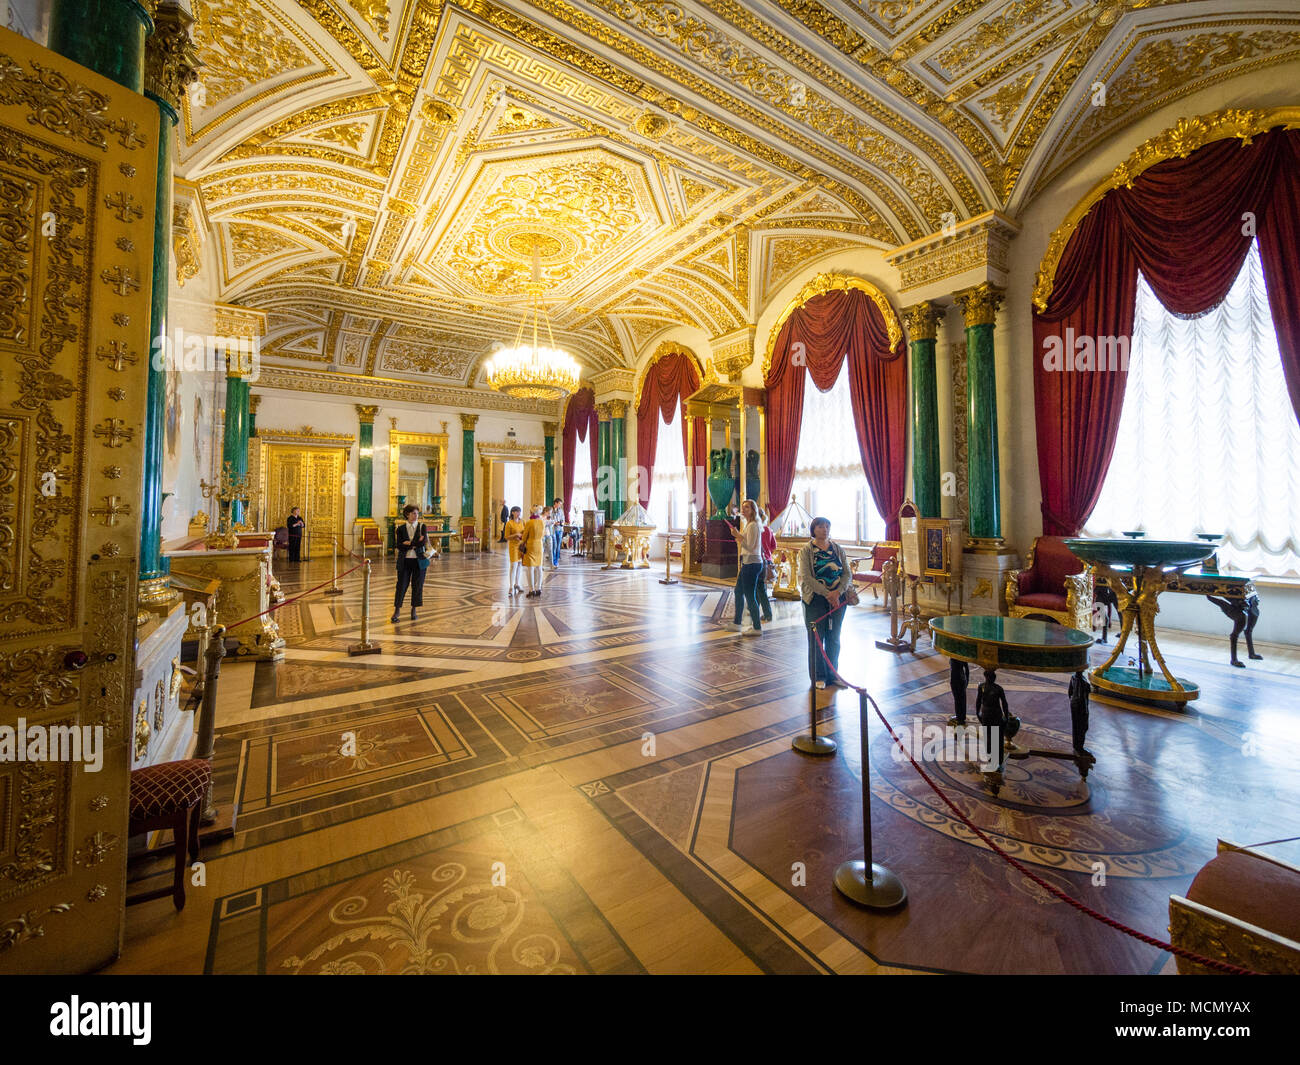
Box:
[484,235,582,401]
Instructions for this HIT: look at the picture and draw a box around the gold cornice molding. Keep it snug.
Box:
[710,325,756,379]
[1033,107,1300,313]
[885,210,1020,294]
[632,340,708,412]
[213,302,268,339]
[589,367,635,407]
[955,283,1005,329]
[252,366,561,415]
[761,273,902,380]
[477,440,545,460]
[257,426,355,459]
[901,302,945,343]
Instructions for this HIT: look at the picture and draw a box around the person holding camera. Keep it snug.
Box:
[725,499,765,636]
[391,503,430,622]
[797,516,856,689]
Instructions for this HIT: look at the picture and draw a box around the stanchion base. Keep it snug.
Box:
[347,643,381,657]
[324,588,344,597]
[793,733,837,756]
[833,860,907,910]
[658,578,679,585]
[874,638,910,654]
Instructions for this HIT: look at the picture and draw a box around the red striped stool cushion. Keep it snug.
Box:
[129,759,211,821]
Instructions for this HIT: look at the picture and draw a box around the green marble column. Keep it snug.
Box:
[608,400,628,519]
[140,2,198,608]
[355,405,377,522]
[222,372,250,523]
[460,413,478,518]
[49,0,152,92]
[248,393,260,438]
[543,421,557,505]
[596,407,611,517]
[955,284,1005,546]
[903,302,944,518]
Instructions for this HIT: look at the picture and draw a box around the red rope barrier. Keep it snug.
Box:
[225,560,366,632]
[800,618,1259,976]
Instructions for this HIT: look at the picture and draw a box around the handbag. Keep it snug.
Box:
[417,525,430,570]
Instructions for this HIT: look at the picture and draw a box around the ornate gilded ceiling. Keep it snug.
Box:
[178,0,1300,390]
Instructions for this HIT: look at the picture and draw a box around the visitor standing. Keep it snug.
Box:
[522,505,546,597]
[286,506,304,563]
[756,504,775,623]
[391,503,429,622]
[504,506,525,595]
[797,517,855,690]
[725,499,764,636]
[497,499,509,543]
[551,498,565,565]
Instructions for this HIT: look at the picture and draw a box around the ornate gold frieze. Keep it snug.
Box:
[886,210,1020,293]
[710,325,757,378]
[172,180,207,288]
[1033,107,1300,312]
[761,273,903,379]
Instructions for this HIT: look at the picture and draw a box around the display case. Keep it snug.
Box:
[684,382,767,578]
[770,497,815,600]
[583,508,606,562]
[607,502,656,569]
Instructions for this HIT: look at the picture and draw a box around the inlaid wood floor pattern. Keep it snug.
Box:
[110,553,1300,975]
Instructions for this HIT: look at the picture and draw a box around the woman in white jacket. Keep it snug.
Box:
[797,516,853,689]
[726,499,765,636]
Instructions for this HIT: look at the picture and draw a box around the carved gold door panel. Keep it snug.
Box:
[0,29,159,973]
[265,446,343,558]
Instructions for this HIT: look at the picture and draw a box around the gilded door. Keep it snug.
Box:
[0,30,159,972]
[265,446,343,558]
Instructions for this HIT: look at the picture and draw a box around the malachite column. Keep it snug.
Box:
[955,283,1006,548]
[248,393,261,438]
[607,399,628,519]
[459,413,479,518]
[354,405,378,522]
[903,302,945,518]
[543,420,557,505]
[425,462,438,511]
[596,405,612,516]
[49,0,153,92]
[222,371,250,522]
[139,2,199,608]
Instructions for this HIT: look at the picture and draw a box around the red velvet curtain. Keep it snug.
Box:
[561,386,598,517]
[635,352,702,507]
[1034,127,1300,535]
[764,287,907,538]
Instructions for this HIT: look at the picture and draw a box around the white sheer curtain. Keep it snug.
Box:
[571,434,596,515]
[1085,240,1300,576]
[790,363,886,542]
[648,405,688,532]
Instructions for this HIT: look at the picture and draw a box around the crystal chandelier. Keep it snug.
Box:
[485,244,582,401]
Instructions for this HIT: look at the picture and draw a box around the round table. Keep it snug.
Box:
[1065,538,1216,703]
[929,615,1095,795]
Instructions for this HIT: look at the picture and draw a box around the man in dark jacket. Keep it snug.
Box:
[286,506,304,562]
[392,503,428,622]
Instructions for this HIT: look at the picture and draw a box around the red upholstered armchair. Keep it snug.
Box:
[850,543,899,606]
[1005,535,1093,633]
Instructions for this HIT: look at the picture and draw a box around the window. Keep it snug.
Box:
[1085,241,1300,576]
[647,405,689,532]
[571,434,596,515]
[790,363,887,543]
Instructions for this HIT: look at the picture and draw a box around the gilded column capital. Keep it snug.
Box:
[459,413,480,431]
[605,399,629,420]
[248,394,261,414]
[143,1,200,117]
[355,404,379,423]
[955,283,1005,329]
[542,421,558,437]
[902,302,945,342]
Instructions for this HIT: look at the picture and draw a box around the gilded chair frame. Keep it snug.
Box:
[1005,539,1094,633]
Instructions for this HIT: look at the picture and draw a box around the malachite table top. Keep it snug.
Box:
[930,614,1093,649]
[1064,538,1216,569]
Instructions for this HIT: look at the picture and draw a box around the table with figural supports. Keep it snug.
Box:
[929,615,1096,796]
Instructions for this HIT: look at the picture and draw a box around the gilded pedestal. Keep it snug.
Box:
[166,546,285,661]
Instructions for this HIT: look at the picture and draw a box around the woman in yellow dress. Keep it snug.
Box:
[522,505,546,598]
[503,506,526,596]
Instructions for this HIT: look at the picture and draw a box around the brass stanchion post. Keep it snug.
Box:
[349,559,381,656]
[659,534,679,585]
[834,690,907,908]
[325,533,343,596]
[196,624,225,824]
[793,620,836,755]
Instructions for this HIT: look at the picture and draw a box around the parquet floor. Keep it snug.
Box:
[107,550,1300,975]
